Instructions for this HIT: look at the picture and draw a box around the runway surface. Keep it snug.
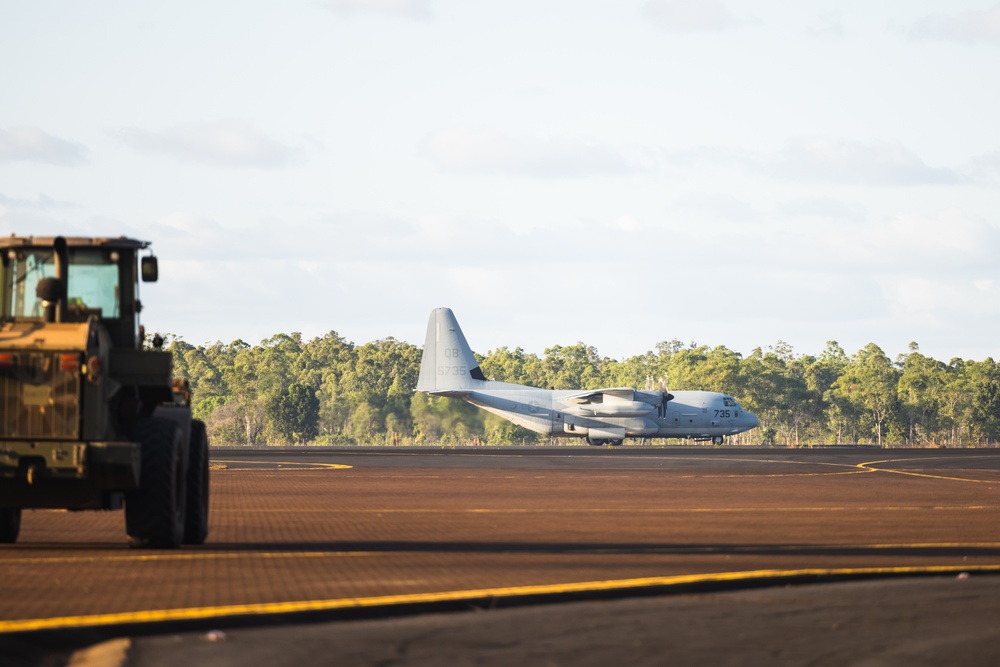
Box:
[2,446,1000,664]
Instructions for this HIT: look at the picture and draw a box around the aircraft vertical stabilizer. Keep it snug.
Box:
[416,307,487,393]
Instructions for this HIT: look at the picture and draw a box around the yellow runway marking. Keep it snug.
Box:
[212,505,1000,513]
[677,471,869,478]
[858,457,1000,483]
[7,541,1000,566]
[212,460,352,470]
[3,564,999,634]
[0,552,385,565]
[357,471,870,480]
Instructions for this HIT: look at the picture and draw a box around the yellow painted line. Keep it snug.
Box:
[212,460,352,470]
[858,459,999,483]
[2,564,999,634]
[0,552,385,565]
[6,541,1000,566]
[212,505,1000,513]
[360,472,871,481]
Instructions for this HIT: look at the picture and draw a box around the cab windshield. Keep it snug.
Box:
[2,248,120,321]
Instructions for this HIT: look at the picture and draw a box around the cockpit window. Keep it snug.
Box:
[723,397,739,407]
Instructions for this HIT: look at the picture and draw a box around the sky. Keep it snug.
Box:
[2,0,999,363]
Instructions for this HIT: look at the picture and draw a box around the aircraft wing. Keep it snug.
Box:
[559,387,674,418]
[559,388,638,405]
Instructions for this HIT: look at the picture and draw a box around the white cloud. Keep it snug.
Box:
[883,276,1000,326]
[876,210,999,261]
[769,137,964,186]
[640,0,740,32]
[968,150,1000,183]
[674,192,760,222]
[156,212,210,236]
[446,267,514,300]
[0,126,87,165]
[5,2,1000,362]
[324,0,431,19]
[415,213,458,240]
[610,214,643,232]
[0,191,75,210]
[660,145,748,169]
[113,120,301,169]
[776,197,867,223]
[420,127,649,178]
[826,209,1000,273]
[805,12,848,38]
[910,4,1000,45]
[661,138,961,187]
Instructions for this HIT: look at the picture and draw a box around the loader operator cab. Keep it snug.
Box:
[0,236,158,349]
[0,235,205,550]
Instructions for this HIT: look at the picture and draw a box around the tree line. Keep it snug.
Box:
[166,332,1000,447]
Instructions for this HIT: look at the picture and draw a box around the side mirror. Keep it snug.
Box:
[141,256,158,282]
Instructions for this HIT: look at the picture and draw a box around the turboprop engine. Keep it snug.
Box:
[575,400,656,418]
[562,390,669,418]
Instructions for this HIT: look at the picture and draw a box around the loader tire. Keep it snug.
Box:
[183,419,210,545]
[0,508,21,544]
[125,417,185,549]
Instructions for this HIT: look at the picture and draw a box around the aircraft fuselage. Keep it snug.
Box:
[444,385,758,442]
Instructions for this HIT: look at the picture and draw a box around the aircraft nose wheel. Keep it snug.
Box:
[712,436,724,445]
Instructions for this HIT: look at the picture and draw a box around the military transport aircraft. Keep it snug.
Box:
[416,308,759,446]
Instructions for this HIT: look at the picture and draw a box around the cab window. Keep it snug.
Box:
[67,249,120,319]
[3,248,54,318]
[2,248,120,320]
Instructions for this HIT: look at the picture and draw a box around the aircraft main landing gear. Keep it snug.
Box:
[587,438,625,447]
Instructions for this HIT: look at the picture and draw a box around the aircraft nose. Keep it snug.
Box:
[747,412,759,429]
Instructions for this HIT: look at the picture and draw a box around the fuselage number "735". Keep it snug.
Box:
[714,410,732,418]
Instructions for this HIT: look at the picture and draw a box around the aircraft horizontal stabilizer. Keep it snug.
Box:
[423,389,473,397]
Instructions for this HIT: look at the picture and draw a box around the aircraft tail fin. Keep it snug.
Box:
[416,308,487,393]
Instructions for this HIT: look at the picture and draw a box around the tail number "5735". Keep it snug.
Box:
[438,366,468,376]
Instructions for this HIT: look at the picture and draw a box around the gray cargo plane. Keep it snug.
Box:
[416,308,759,446]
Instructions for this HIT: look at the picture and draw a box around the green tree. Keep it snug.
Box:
[897,343,950,445]
[540,343,606,389]
[166,323,1000,448]
[270,382,320,444]
[832,343,899,446]
[967,359,1000,445]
